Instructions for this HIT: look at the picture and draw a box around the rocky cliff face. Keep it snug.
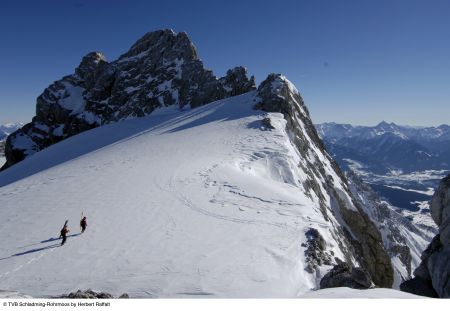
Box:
[346,171,437,288]
[1,29,255,170]
[400,174,450,297]
[254,74,393,288]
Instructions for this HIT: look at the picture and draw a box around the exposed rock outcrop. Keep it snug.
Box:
[344,170,437,288]
[430,175,450,245]
[255,74,393,288]
[60,289,129,299]
[400,174,450,298]
[320,262,373,289]
[2,29,255,170]
[303,228,334,273]
[219,67,256,97]
[261,117,275,130]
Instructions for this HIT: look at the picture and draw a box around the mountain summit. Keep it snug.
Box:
[1,29,255,170]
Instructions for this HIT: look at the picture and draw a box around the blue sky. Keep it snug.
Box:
[0,0,449,126]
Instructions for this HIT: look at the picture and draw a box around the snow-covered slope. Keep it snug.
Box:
[0,83,390,298]
[298,287,423,298]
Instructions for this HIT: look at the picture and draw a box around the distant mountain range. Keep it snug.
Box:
[316,121,450,174]
[1,123,23,160]
[0,123,23,141]
[316,121,449,227]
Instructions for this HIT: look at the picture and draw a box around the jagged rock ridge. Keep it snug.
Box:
[254,74,393,288]
[2,29,255,170]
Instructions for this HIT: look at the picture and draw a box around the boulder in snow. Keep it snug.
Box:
[320,262,373,290]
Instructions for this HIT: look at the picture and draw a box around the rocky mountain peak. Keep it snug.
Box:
[1,29,256,170]
[220,67,256,96]
[255,74,324,158]
[376,120,398,130]
[119,29,198,62]
[75,51,108,89]
[76,52,107,75]
[256,74,303,112]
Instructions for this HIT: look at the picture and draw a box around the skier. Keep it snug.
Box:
[80,216,87,233]
[60,224,70,246]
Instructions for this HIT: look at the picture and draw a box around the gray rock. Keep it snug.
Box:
[261,117,274,130]
[430,175,450,244]
[400,174,450,298]
[0,140,5,157]
[320,262,373,289]
[96,292,114,299]
[400,277,438,298]
[65,289,114,299]
[75,52,108,90]
[303,228,334,273]
[219,66,256,96]
[351,267,373,289]
[413,234,441,280]
[427,246,450,297]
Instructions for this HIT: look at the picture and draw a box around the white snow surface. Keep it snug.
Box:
[1,92,353,298]
[0,290,32,299]
[9,133,38,156]
[58,82,86,114]
[298,287,424,299]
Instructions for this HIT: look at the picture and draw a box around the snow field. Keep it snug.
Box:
[0,93,372,297]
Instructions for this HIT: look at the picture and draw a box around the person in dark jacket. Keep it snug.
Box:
[60,225,70,246]
[80,216,87,233]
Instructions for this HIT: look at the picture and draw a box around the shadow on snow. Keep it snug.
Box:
[0,233,81,261]
[0,92,255,187]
